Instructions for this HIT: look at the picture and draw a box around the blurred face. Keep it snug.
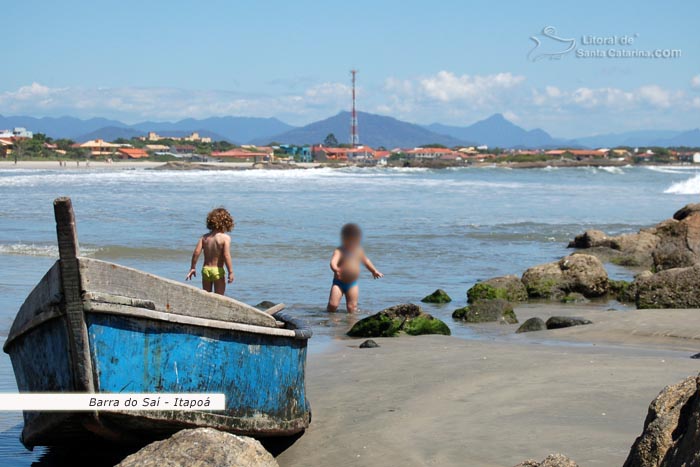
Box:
[342,234,361,251]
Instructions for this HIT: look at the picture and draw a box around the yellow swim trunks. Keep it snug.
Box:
[201,266,225,282]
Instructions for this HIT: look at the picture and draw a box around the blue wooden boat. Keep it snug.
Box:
[3,197,312,448]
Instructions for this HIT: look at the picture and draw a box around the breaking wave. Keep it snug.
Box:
[664,174,700,195]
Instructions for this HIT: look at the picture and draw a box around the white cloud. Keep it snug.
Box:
[0,82,351,124]
[692,75,700,88]
[531,84,687,111]
[418,71,525,103]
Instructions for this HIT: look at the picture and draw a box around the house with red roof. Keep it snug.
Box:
[117,147,149,159]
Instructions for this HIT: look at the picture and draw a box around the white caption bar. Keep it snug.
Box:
[0,393,225,411]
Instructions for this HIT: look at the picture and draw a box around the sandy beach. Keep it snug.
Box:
[0,160,322,170]
[278,307,700,467]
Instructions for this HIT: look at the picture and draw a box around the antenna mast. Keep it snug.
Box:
[350,69,359,147]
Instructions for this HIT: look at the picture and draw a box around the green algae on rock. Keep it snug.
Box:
[421,289,452,304]
[452,299,518,324]
[467,275,528,303]
[347,304,451,337]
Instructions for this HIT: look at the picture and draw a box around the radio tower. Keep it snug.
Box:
[350,69,359,147]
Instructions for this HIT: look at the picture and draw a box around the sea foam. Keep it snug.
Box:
[665,174,700,195]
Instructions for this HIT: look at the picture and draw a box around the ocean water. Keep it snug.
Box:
[0,164,699,464]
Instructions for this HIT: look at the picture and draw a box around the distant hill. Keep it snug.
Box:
[652,129,700,147]
[131,117,294,143]
[571,130,682,148]
[426,114,565,148]
[0,115,129,140]
[254,111,465,147]
[0,115,294,143]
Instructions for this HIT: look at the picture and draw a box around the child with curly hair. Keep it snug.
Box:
[186,207,235,294]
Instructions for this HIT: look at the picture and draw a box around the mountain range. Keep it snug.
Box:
[1,112,699,149]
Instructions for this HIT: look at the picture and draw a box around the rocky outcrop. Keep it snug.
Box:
[255,301,277,310]
[521,254,609,299]
[452,299,518,324]
[568,204,700,271]
[545,316,592,329]
[115,428,278,467]
[421,289,452,303]
[634,264,700,309]
[623,375,699,467]
[516,317,546,333]
[467,275,528,303]
[347,304,451,337]
[513,454,578,467]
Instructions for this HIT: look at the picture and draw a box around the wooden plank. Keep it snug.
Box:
[264,303,286,315]
[78,258,279,328]
[83,301,297,338]
[53,197,94,391]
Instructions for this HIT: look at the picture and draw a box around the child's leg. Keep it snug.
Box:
[213,278,226,295]
[345,285,359,313]
[202,279,213,293]
[326,284,343,312]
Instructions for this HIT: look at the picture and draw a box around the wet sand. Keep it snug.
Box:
[278,308,700,467]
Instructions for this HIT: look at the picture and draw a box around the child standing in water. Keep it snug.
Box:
[327,223,383,313]
[186,208,235,295]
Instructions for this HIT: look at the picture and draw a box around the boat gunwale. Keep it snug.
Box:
[84,301,311,339]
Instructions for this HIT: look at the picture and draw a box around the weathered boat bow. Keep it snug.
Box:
[4,198,312,448]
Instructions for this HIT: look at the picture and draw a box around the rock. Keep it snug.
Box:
[452,299,518,324]
[516,317,546,333]
[254,301,277,310]
[513,454,579,467]
[673,203,700,221]
[347,304,451,337]
[690,353,700,359]
[652,210,700,270]
[421,289,452,303]
[115,428,278,467]
[635,264,700,309]
[521,254,609,299]
[560,292,589,304]
[608,279,634,302]
[568,229,610,249]
[623,375,698,467]
[545,316,592,329]
[359,339,379,348]
[467,275,528,303]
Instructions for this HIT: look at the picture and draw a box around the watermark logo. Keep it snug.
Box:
[528,26,576,61]
[527,26,682,61]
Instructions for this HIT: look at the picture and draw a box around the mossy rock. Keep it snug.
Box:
[347,303,450,337]
[403,315,451,336]
[421,289,452,304]
[452,299,518,324]
[561,292,589,304]
[467,276,528,303]
[608,279,634,302]
[524,277,563,299]
[346,313,403,337]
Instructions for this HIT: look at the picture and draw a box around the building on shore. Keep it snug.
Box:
[403,147,461,160]
[169,145,197,158]
[0,127,33,139]
[142,131,212,143]
[117,147,149,159]
[77,139,120,157]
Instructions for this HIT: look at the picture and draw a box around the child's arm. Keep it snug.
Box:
[330,248,343,279]
[186,237,203,280]
[224,235,234,284]
[362,251,383,279]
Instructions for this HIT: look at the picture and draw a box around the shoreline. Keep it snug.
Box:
[1,159,697,172]
[279,307,700,467]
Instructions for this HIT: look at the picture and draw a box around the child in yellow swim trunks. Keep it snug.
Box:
[186,208,235,295]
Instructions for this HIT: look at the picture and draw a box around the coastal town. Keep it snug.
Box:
[1,125,699,168]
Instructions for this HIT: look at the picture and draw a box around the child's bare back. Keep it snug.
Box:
[186,208,235,295]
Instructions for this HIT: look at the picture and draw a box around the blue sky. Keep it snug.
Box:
[2,0,699,137]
